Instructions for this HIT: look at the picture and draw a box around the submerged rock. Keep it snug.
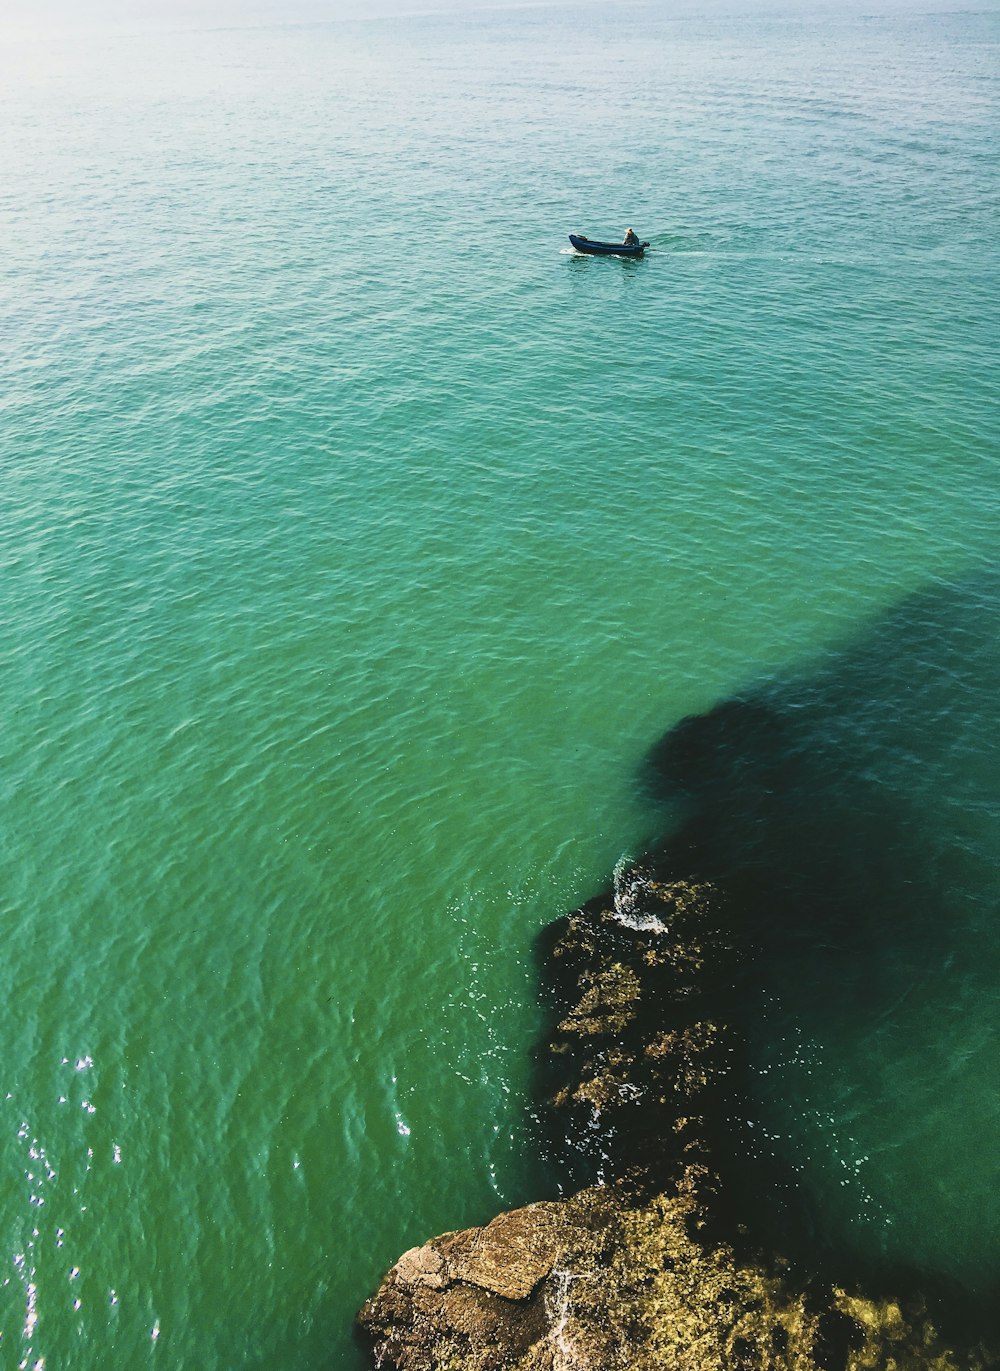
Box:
[536,869,737,1190]
[358,856,998,1370]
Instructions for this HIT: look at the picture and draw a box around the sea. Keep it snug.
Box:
[0,0,997,1366]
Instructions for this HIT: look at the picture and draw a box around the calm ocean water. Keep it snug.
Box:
[1,1,997,1365]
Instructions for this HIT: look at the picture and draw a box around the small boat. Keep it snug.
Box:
[569,233,649,258]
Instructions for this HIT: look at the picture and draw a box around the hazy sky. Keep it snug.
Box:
[4,0,568,30]
[4,0,979,38]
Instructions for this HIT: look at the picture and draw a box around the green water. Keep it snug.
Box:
[0,2,997,1365]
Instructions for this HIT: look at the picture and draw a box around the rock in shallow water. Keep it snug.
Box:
[357,863,999,1370]
[359,1176,980,1370]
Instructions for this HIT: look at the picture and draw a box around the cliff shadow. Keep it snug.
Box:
[534,566,1000,1341]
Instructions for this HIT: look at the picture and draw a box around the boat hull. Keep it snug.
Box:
[569,234,648,257]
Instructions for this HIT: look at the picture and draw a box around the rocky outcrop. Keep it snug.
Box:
[358,854,998,1370]
[535,867,738,1192]
[359,1177,981,1371]
[359,590,1000,1368]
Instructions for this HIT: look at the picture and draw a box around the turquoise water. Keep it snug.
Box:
[1,1,997,1365]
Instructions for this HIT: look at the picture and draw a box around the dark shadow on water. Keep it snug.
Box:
[650,568,1000,1339]
[535,566,1000,1345]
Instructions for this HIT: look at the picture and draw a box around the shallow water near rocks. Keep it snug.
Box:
[0,1,997,1366]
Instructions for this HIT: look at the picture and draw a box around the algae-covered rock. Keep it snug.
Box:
[360,1174,985,1370]
[537,870,737,1188]
[358,862,999,1371]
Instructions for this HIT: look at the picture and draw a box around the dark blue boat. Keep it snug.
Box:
[569,233,649,257]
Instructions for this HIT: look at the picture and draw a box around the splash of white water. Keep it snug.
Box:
[545,1268,594,1370]
[611,856,668,933]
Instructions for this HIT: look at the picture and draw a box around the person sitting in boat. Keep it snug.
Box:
[623,227,640,246]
